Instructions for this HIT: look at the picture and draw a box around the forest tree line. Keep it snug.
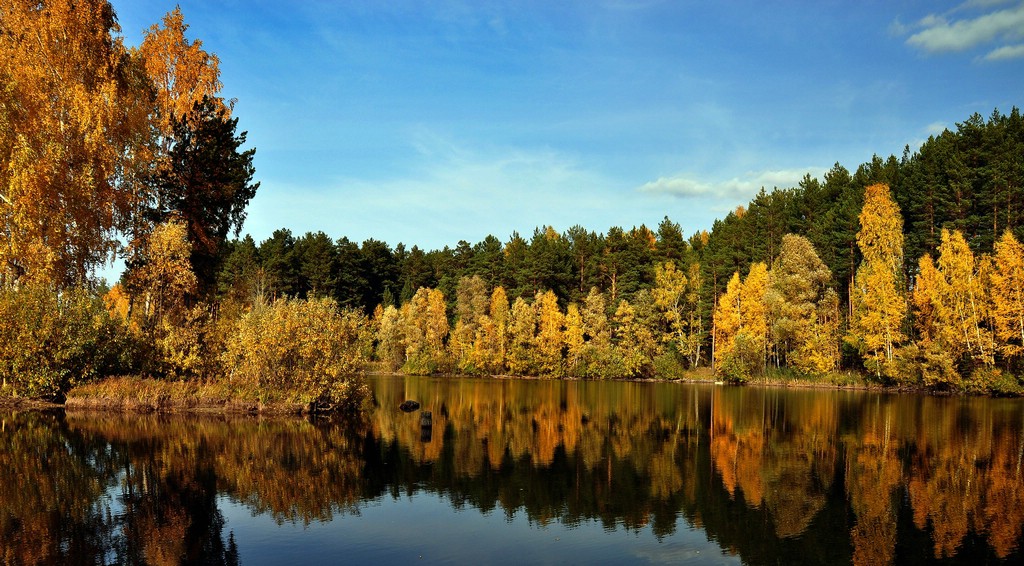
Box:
[3,1,1024,400]
[211,108,1024,390]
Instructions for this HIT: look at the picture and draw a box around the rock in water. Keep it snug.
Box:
[399,400,420,412]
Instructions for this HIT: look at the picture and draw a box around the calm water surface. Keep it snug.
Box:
[2,376,1024,565]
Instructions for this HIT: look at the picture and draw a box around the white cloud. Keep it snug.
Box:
[638,168,825,201]
[888,18,910,37]
[638,176,717,198]
[905,3,1024,53]
[984,43,1024,59]
[925,121,949,135]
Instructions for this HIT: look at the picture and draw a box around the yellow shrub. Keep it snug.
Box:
[221,297,369,410]
[0,283,137,399]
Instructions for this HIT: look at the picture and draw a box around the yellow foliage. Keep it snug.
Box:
[451,276,489,373]
[399,287,449,374]
[507,297,537,375]
[136,6,225,144]
[375,304,404,371]
[714,272,743,367]
[471,286,510,374]
[125,216,197,325]
[768,234,834,373]
[849,184,906,376]
[991,230,1024,360]
[857,184,904,272]
[534,290,565,376]
[912,254,950,348]
[157,304,211,379]
[792,289,841,375]
[936,229,994,367]
[612,295,659,378]
[0,0,152,286]
[740,262,770,368]
[652,261,687,344]
[103,284,132,323]
[221,297,368,409]
[714,263,769,378]
[0,283,134,398]
[563,303,585,375]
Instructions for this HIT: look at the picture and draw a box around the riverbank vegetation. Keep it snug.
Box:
[2,1,1024,405]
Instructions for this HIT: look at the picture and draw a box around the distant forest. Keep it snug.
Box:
[209,109,1023,384]
[223,109,1024,315]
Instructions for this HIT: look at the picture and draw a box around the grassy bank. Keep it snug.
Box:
[63,377,314,415]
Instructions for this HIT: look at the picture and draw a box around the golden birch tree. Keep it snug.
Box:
[767,234,837,374]
[714,271,743,368]
[796,288,841,374]
[450,275,489,372]
[652,261,688,359]
[564,303,585,376]
[375,304,405,371]
[612,298,657,378]
[910,253,960,386]
[683,261,705,367]
[580,287,613,378]
[506,296,536,375]
[991,231,1024,360]
[534,290,564,376]
[911,254,950,349]
[739,262,770,373]
[473,286,510,374]
[399,287,448,374]
[849,184,906,377]
[0,0,152,286]
[124,215,197,327]
[935,229,994,368]
[136,6,225,146]
[714,263,777,379]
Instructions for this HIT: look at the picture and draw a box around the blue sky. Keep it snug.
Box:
[112,0,1024,253]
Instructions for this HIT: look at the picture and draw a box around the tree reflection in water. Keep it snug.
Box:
[1,377,1023,564]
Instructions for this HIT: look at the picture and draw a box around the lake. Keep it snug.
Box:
[2,376,1023,565]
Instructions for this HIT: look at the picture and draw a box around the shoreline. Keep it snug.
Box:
[2,369,1017,415]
